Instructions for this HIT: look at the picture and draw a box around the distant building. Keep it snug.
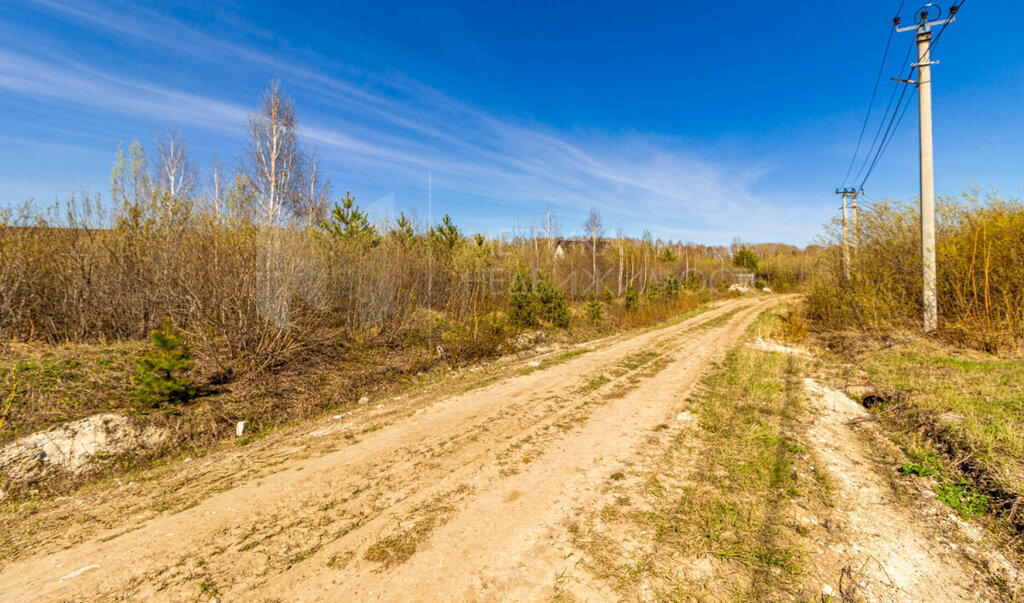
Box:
[733,271,755,285]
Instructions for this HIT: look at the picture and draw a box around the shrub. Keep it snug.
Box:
[508,267,536,327]
[431,214,462,250]
[133,318,197,409]
[586,294,602,322]
[320,191,379,247]
[662,274,680,296]
[805,191,1024,351]
[536,271,570,328]
[624,285,639,311]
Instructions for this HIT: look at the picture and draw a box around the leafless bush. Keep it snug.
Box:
[805,190,1024,352]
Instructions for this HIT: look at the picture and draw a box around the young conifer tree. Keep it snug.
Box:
[134,318,196,408]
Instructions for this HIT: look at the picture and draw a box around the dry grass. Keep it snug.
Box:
[364,485,472,567]
[0,191,738,498]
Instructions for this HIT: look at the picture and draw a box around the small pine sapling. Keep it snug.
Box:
[134,318,197,409]
[586,294,602,322]
[624,284,639,311]
[508,267,537,327]
[662,274,681,296]
[321,191,380,247]
[535,270,570,328]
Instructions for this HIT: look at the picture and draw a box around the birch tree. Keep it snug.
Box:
[302,152,331,228]
[243,81,302,227]
[583,208,604,294]
[154,127,195,200]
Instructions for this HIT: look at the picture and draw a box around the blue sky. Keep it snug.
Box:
[1,1,1020,244]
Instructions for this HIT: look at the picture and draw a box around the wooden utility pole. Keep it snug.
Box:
[897,5,956,332]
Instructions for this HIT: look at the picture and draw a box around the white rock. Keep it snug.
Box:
[358,396,370,405]
[236,421,246,437]
[0,413,166,483]
[822,584,834,598]
[527,360,541,367]
[676,411,694,422]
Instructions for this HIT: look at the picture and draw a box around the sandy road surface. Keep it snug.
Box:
[0,297,781,601]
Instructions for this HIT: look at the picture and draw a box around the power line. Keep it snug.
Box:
[852,36,916,186]
[927,0,966,55]
[840,1,905,187]
[855,0,966,190]
[859,84,915,188]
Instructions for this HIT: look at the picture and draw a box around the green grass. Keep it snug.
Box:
[694,306,745,330]
[517,347,593,376]
[198,576,221,599]
[898,452,990,517]
[936,480,990,518]
[660,302,714,327]
[859,342,1024,511]
[558,348,592,361]
[576,374,611,394]
[0,343,139,444]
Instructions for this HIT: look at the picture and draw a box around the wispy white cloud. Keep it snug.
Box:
[0,50,249,131]
[1,0,810,242]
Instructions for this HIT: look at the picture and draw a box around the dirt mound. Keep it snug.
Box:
[0,413,166,485]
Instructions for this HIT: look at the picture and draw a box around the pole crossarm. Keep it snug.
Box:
[896,17,953,33]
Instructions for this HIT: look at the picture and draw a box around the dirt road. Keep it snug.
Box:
[1,295,1016,601]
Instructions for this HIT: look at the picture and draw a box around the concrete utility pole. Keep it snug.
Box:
[851,191,859,249]
[835,188,858,281]
[897,4,956,333]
